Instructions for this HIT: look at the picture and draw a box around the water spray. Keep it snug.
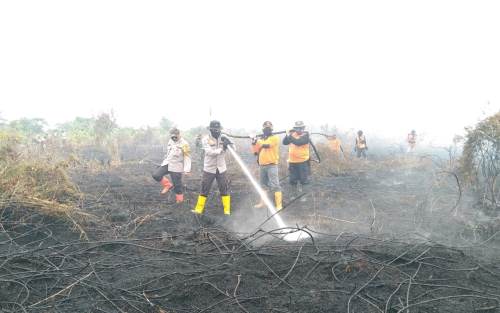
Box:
[226,145,308,242]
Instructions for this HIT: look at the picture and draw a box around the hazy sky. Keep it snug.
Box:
[1,1,498,144]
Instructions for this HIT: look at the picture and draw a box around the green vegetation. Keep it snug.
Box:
[460,111,500,210]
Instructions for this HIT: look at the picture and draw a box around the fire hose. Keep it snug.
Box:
[222,130,322,163]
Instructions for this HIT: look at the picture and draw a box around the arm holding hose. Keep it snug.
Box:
[221,135,234,152]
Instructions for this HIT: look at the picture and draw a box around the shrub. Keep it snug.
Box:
[459,111,500,209]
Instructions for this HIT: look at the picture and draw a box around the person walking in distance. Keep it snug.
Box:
[355,130,368,159]
[328,134,344,159]
[407,130,417,153]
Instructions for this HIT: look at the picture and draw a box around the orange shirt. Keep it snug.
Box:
[252,135,280,165]
[288,133,310,163]
[328,138,342,153]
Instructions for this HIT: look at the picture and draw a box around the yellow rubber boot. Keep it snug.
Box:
[274,191,283,211]
[192,195,207,214]
[222,195,231,215]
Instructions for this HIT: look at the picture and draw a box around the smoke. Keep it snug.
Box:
[226,145,309,242]
[211,129,499,261]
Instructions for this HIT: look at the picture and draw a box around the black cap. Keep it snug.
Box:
[209,120,222,129]
[262,121,273,128]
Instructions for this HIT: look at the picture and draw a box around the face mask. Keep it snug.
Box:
[210,129,221,138]
[263,128,273,136]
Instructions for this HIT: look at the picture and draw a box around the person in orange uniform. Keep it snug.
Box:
[355,130,368,159]
[251,121,282,210]
[283,121,310,195]
[328,134,344,158]
[407,130,417,153]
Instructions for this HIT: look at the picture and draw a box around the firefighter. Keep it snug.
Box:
[152,128,191,203]
[355,130,368,159]
[192,120,234,215]
[283,121,310,195]
[328,134,344,158]
[251,121,283,210]
[407,130,417,153]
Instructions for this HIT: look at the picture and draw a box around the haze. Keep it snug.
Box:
[1,0,499,145]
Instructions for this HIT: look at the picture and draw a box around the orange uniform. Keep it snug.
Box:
[328,138,342,154]
[284,132,310,163]
[252,135,280,165]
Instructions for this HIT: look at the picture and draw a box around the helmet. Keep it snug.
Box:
[209,120,222,130]
[293,121,306,130]
[262,121,273,129]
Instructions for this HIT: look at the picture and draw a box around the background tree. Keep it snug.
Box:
[93,112,117,146]
[159,117,174,133]
[8,118,47,139]
[183,125,205,143]
[460,111,500,210]
[56,117,96,144]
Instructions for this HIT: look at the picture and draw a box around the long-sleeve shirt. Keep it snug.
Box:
[251,135,280,165]
[283,132,310,163]
[160,138,191,173]
[202,134,234,174]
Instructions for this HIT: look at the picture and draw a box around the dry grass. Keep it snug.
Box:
[312,143,432,177]
[0,132,94,239]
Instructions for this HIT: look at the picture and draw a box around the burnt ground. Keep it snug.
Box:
[1,146,499,313]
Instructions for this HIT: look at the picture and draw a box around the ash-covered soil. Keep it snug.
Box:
[1,148,499,313]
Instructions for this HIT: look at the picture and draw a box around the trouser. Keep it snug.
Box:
[152,165,183,194]
[356,148,367,159]
[260,164,281,192]
[201,170,228,196]
[289,161,310,186]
